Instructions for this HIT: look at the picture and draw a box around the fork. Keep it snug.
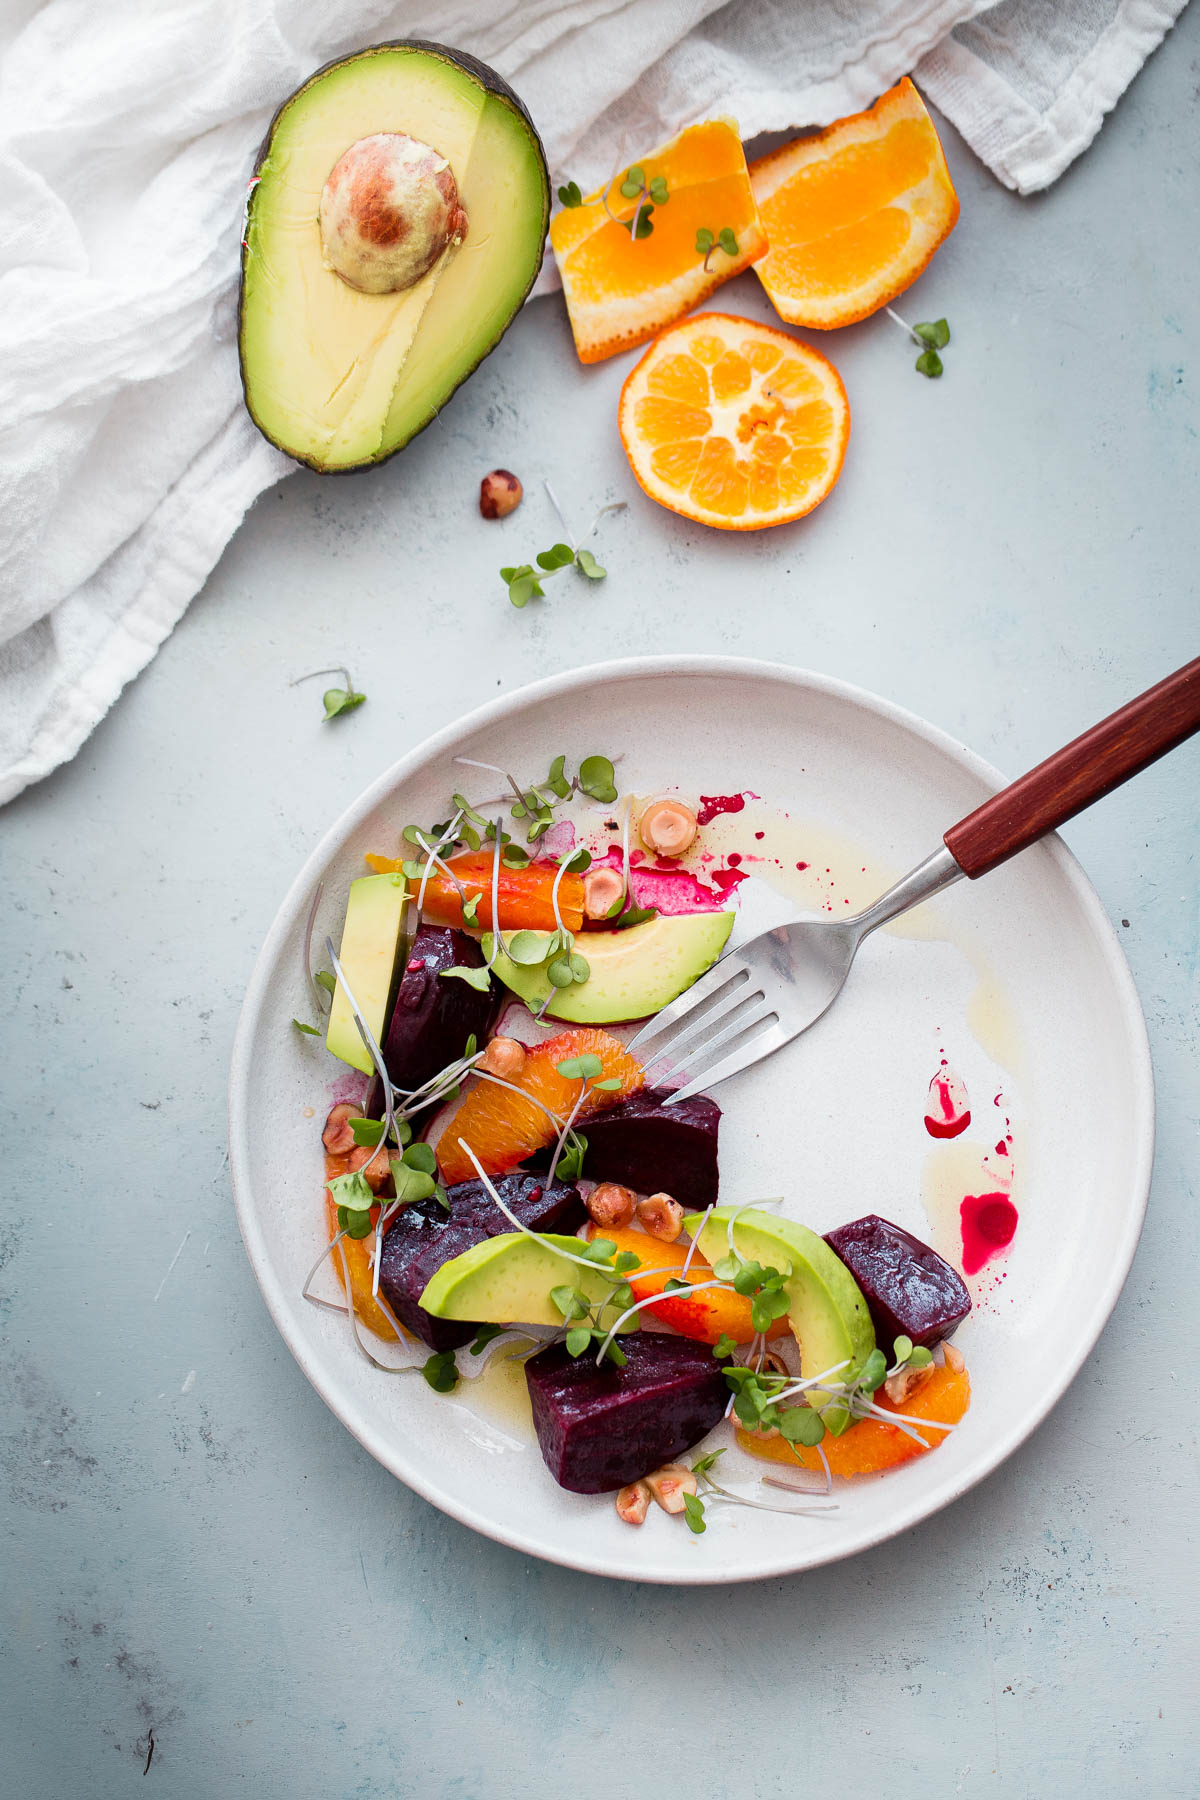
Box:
[628,656,1200,1102]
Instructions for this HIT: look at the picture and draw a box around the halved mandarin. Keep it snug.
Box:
[549,119,768,365]
[436,1028,643,1185]
[618,312,849,531]
[750,78,959,330]
[736,1356,971,1477]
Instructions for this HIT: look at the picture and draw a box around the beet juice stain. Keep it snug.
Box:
[696,793,748,825]
[959,1193,1019,1275]
[924,1061,971,1139]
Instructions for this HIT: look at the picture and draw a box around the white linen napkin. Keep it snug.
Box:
[0,0,1187,805]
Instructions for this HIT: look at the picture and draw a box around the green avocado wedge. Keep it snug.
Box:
[419,1233,625,1326]
[483,911,735,1024]
[239,41,550,472]
[324,872,409,1074]
[687,1208,876,1434]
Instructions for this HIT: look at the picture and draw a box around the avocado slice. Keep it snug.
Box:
[420,1232,620,1326]
[484,911,735,1024]
[325,872,409,1074]
[240,41,549,472]
[688,1208,876,1434]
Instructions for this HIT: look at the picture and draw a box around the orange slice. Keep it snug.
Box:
[736,1357,971,1477]
[618,312,849,531]
[549,119,768,365]
[437,1028,643,1184]
[584,1223,788,1346]
[750,78,959,329]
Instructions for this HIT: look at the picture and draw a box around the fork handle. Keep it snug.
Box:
[943,655,1200,879]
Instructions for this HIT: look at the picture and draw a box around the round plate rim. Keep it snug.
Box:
[228,654,1154,1585]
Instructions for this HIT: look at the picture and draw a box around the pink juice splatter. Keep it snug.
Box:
[959,1193,1019,1274]
[924,1062,972,1139]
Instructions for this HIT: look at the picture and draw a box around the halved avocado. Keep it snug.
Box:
[239,41,549,472]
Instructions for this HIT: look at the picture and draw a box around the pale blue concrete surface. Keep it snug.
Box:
[2,12,1198,1796]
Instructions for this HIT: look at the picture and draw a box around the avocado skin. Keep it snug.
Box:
[237,39,551,473]
[377,1172,584,1351]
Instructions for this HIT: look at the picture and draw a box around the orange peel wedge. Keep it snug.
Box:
[750,77,959,329]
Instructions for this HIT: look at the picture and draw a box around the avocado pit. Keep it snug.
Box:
[319,131,467,295]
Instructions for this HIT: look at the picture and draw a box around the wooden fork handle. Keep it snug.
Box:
[944,655,1200,879]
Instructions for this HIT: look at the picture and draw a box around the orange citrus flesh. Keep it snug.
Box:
[584,1223,788,1345]
[437,1028,643,1185]
[737,1357,970,1477]
[750,77,959,329]
[619,312,849,531]
[321,1124,406,1345]
[363,851,585,935]
[550,119,768,364]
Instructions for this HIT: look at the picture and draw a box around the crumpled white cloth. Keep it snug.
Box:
[0,0,1187,804]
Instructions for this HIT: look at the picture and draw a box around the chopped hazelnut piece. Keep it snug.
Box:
[321,1101,359,1155]
[645,1464,697,1514]
[941,1340,965,1373]
[583,866,626,920]
[615,1480,651,1525]
[346,1144,390,1192]
[586,1183,636,1229]
[638,798,698,859]
[883,1361,935,1405]
[479,469,523,519]
[478,1035,527,1079]
[636,1192,684,1242]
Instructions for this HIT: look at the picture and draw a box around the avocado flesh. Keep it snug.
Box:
[420,1232,619,1326]
[240,44,549,471]
[325,873,409,1074]
[690,1209,876,1434]
[485,911,735,1024]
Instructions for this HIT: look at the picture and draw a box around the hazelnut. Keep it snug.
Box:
[479,469,523,519]
[615,1480,651,1526]
[884,1361,935,1406]
[321,1102,359,1155]
[319,133,467,295]
[583,866,626,920]
[638,799,698,859]
[941,1340,965,1373]
[346,1143,390,1193]
[585,1183,637,1229]
[478,1035,527,1079]
[636,1192,684,1242]
[645,1464,697,1514]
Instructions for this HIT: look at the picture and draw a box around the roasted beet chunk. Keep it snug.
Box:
[525,1332,727,1493]
[824,1215,971,1350]
[580,1088,721,1207]
[377,1172,584,1351]
[364,924,497,1118]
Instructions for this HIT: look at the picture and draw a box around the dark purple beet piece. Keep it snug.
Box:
[364,924,498,1118]
[824,1214,971,1350]
[377,1172,585,1351]
[579,1087,721,1206]
[525,1331,727,1494]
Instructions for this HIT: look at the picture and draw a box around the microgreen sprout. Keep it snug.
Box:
[695,226,739,269]
[290,665,367,719]
[605,162,668,238]
[292,1018,320,1035]
[885,306,951,377]
[422,1350,459,1393]
[501,487,626,608]
[557,180,583,208]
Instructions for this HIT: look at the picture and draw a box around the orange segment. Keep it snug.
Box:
[619,312,849,532]
[737,1357,971,1477]
[436,1028,643,1184]
[750,78,959,329]
[549,119,768,364]
[584,1223,788,1346]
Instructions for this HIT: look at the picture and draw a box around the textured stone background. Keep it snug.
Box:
[2,11,1198,1795]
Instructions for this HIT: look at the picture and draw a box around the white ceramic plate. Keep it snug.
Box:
[228,657,1153,1584]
